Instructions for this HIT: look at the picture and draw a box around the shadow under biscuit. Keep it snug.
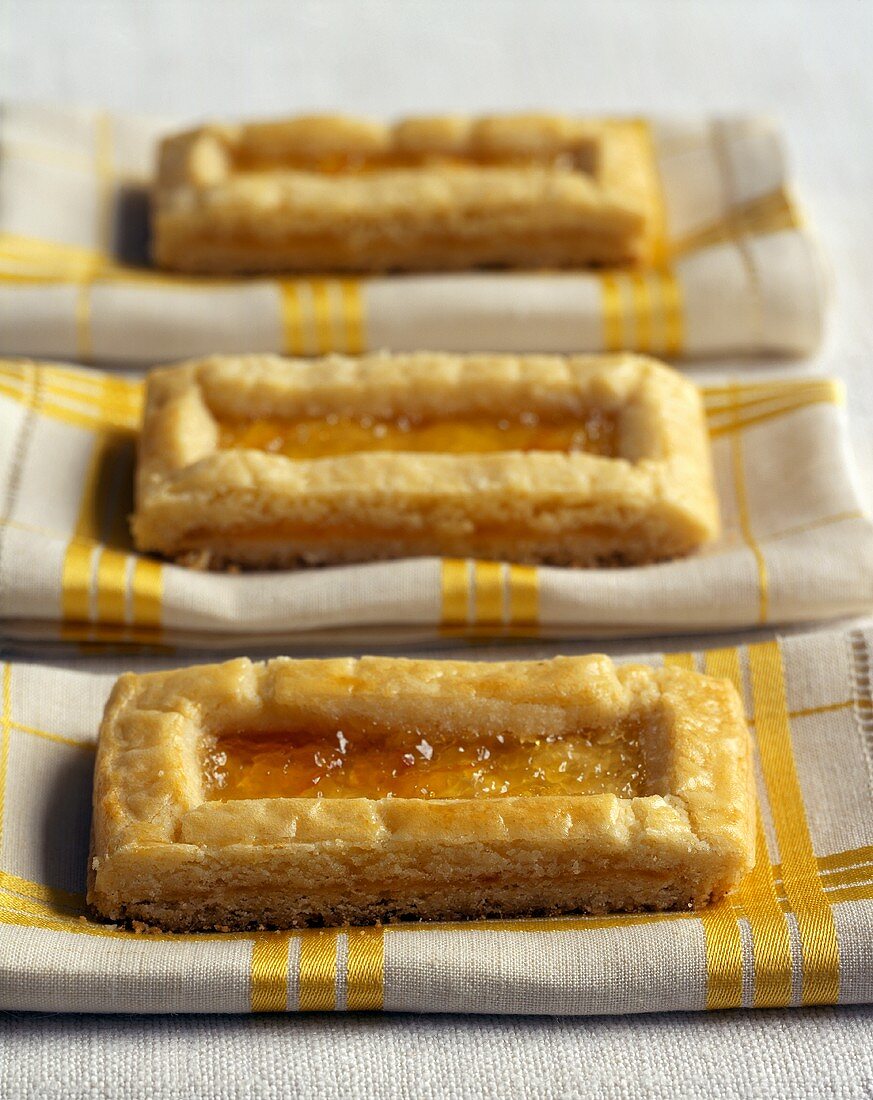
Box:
[92,433,137,553]
[35,747,95,902]
[112,183,152,269]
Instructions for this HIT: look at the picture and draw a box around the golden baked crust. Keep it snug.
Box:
[87,655,756,931]
[131,352,720,570]
[151,113,659,273]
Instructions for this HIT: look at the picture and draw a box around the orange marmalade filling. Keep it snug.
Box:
[202,718,645,801]
[217,411,619,460]
[232,150,598,177]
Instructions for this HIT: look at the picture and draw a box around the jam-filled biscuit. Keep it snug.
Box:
[131,351,720,570]
[88,654,756,931]
[151,113,658,273]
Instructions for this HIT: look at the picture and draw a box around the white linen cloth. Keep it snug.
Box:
[0,1007,870,1100]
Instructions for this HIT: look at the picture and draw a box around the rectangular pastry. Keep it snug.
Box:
[87,654,756,931]
[152,113,659,273]
[131,352,720,570]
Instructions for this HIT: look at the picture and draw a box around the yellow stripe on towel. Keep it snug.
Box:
[748,640,840,1005]
[346,927,385,1011]
[704,645,794,1008]
[250,935,291,1012]
[298,930,339,1011]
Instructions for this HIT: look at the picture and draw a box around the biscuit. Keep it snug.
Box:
[131,352,720,570]
[152,113,658,273]
[88,654,756,931]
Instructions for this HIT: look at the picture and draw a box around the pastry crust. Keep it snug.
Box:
[151,113,660,273]
[87,655,756,931]
[131,352,720,570]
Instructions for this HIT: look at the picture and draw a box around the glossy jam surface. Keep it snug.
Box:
[202,718,645,801]
[217,411,618,460]
[233,150,597,177]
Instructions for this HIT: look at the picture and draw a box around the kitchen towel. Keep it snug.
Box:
[0,104,827,364]
[0,625,871,1014]
[0,359,871,650]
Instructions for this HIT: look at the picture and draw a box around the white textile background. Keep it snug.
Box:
[2,0,873,1098]
[1,1008,872,1100]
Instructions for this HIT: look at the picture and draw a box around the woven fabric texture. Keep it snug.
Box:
[0,105,827,364]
